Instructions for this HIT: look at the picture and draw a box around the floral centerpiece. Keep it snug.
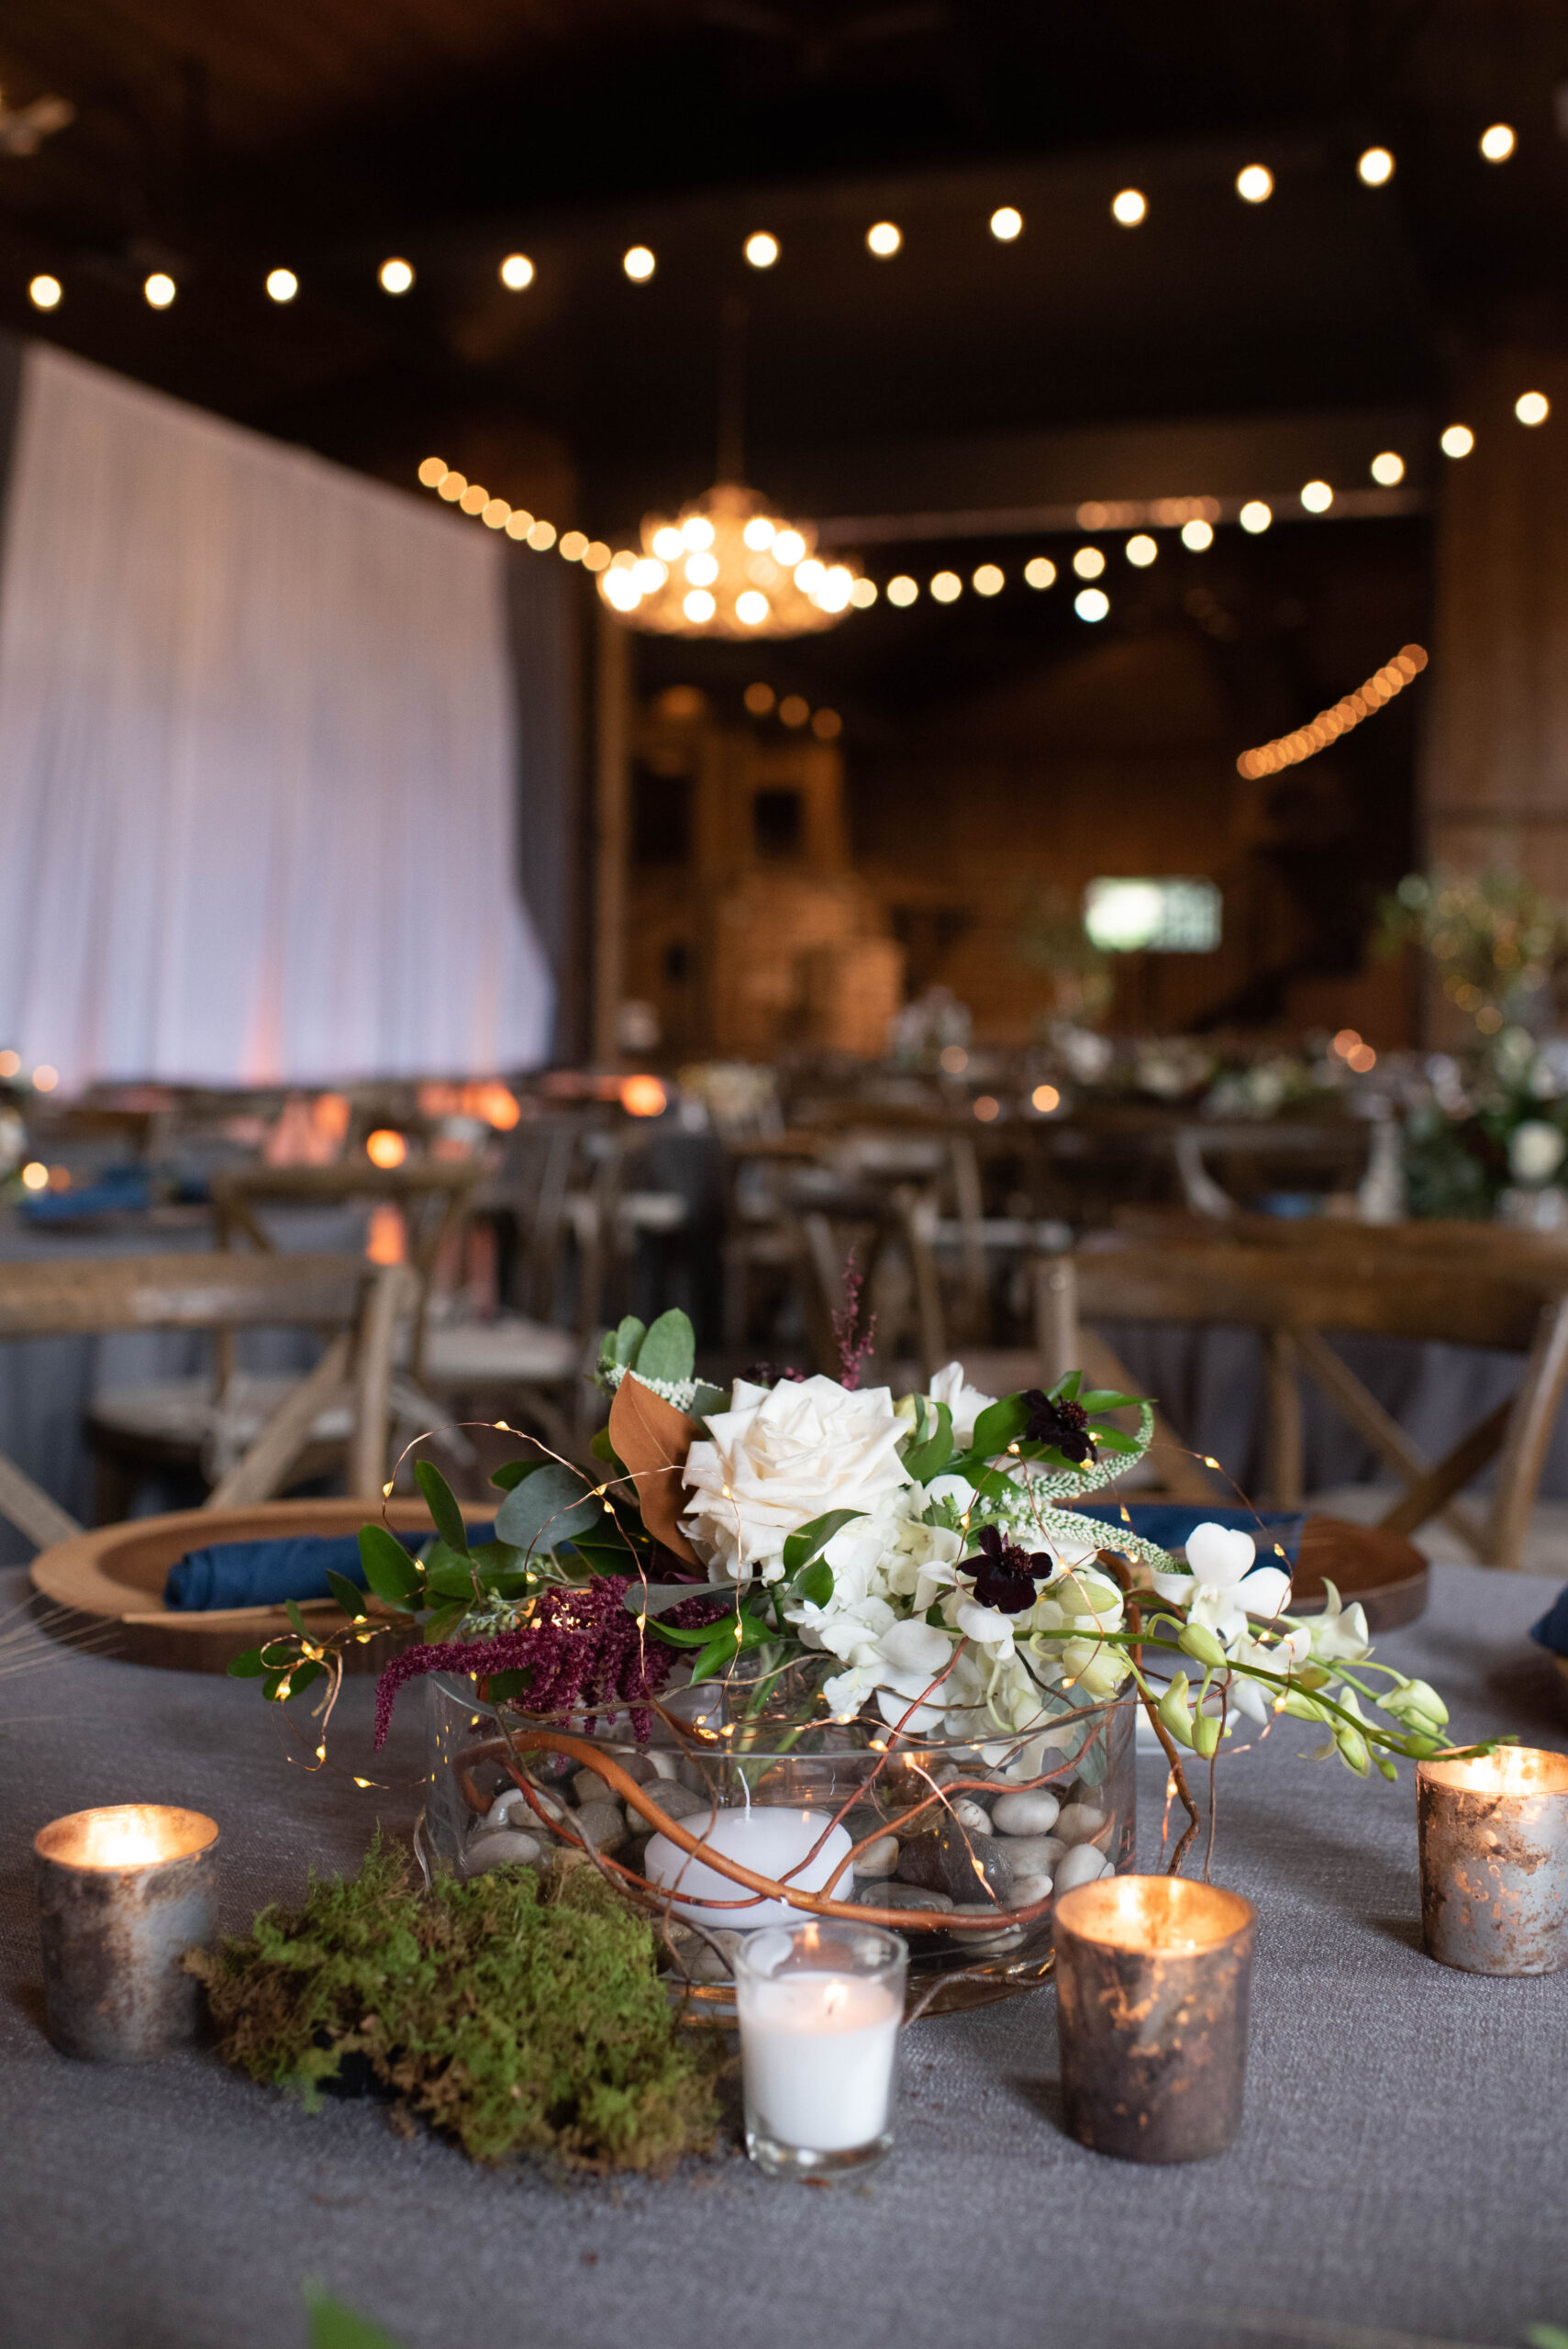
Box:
[235,1307,1484,1997]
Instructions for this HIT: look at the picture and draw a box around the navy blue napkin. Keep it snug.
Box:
[163,1523,495,1611]
[1073,1502,1306,1564]
[1529,1586,1568,1656]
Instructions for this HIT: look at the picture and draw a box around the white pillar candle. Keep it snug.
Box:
[739,1969,903,2151]
[643,1806,852,1928]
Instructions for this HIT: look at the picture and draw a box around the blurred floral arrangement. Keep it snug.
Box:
[1400,1025,1568,1222]
[1377,869,1568,1039]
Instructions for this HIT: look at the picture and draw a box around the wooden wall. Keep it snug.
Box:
[1423,350,1568,893]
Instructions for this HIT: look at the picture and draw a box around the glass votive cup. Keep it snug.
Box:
[33,1805,218,2062]
[1417,1747,1568,1976]
[732,1920,906,2180]
[1054,1874,1256,2164]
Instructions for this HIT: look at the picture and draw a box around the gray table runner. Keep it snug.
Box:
[1,1562,1565,2349]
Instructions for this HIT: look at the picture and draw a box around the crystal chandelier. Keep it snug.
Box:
[597,481,862,638]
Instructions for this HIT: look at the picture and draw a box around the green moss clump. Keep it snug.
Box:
[188,1838,720,2174]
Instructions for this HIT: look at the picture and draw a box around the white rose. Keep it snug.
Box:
[927,1362,997,1450]
[1509,1119,1566,1186]
[682,1375,911,1583]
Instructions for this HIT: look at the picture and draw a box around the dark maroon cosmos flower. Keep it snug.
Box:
[966,1524,1051,1614]
[1022,1387,1096,1465]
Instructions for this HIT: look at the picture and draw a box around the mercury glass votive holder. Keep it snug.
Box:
[33,1805,219,2061]
[1417,1748,1568,1976]
[733,1921,906,2181]
[1053,1874,1256,2164]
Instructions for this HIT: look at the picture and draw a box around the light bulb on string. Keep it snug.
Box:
[1358,147,1395,186]
[379,258,414,294]
[744,232,778,268]
[500,253,535,289]
[866,221,902,257]
[1236,164,1273,203]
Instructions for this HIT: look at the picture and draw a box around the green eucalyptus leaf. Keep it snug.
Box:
[1078,1387,1149,1411]
[325,1569,369,1620]
[289,1658,327,1698]
[567,1534,638,1576]
[646,1616,731,1648]
[970,1393,1032,1458]
[688,1627,738,1685]
[781,1508,863,1575]
[284,1598,310,1640]
[468,1539,528,1586]
[423,1601,468,1643]
[304,2283,405,2349]
[795,1557,834,1609]
[1053,1369,1083,1399]
[1091,1429,1142,1455]
[903,1398,953,1485]
[494,1461,603,1553]
[691,1381,730,1420]
[632,1308,695,1386]
[611,1315,647,1368]
[226,1646,267,1678]
[620,1582,712,1618]
[358,1524,423,1605]
[423,1542,479,1600]
[490,1457,545,1492]
[413,1460,468,1554]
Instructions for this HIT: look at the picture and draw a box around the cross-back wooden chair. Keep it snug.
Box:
[210,1160,481,1379]
[1070,1230,1568,1566]
[0,1253,413,1546]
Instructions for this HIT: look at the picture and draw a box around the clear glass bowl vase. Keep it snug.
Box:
[421,1671,1136,2016]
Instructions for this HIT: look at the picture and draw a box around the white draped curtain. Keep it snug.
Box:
[0,343,554,1088]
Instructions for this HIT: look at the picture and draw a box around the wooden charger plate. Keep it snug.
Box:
[29,1497,430,1673]
[1278,1514,1428,1631]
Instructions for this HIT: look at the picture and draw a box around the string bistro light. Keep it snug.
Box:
[1023,557,1057,589]
[623,246,656,281]
[973,564,1004,596]
[143,273,176,309]
[866,221,902,257]
[1181,518,1214,550]
[744,232,779,268]
[1236,164,1273,203]
[1358,146,1395,186]
[1073,547,1106,579]
[1516,391,1550,427]
[1441,424,1475,458]
[1370,451,1405,484]
[1239,500,1273,533]
[378,258,414,294]
[1300,480,1334,513]
[265,268,298,303]
[500,253,535,289]
[1075,587,1110,622]
[1126,534,1158,566]
[1111,188,1147,227]
[28,274,60,309]
[1479,123,1516,163]
[930,571,962,603]
[989,206,1023,240]
[1237,643,1428,778]
[887,575,919,606]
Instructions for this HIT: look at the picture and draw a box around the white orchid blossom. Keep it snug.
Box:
[1304,1578,1373,1664]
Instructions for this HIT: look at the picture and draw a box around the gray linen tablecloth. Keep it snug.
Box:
[1,1561,1565,2349]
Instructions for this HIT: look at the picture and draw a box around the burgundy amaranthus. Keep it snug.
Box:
[373,1577,728,1748]
[832,1249,877,1391]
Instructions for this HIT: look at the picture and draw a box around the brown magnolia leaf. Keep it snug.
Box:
[607,1375,702,1565]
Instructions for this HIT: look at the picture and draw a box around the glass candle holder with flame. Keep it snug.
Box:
[33,1804,219,2061]
[1418,1747,1568,1976]
[1053,1875,1257,2163]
